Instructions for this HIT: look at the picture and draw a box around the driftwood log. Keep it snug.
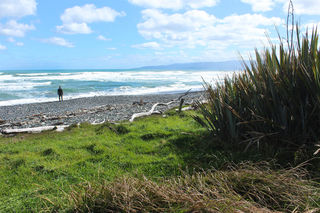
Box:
[1,125,69,134]
[0,120,108,135]
[129,89,192,122]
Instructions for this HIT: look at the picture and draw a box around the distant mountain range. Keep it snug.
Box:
[136,60,245,71]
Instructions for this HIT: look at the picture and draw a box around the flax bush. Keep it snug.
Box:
[194,26,320,152]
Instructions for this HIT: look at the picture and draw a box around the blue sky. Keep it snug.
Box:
[0,0,320,70]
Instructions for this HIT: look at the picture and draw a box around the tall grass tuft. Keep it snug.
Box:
[194,25,320,153]
[56,163,319,212]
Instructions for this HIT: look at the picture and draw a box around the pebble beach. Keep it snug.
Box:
[0,92,204,132]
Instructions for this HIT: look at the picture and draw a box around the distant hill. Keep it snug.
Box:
[136,61,244,71]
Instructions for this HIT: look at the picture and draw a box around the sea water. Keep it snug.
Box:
[0,69,238,106]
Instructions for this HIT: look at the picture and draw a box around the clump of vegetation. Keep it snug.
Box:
[63,163,319,212]
[9,159,25,169]
[66,123,79,131]
[42,148,56,156]
[83,143,104,155]
[140,132,170,141]
[194,24,320,155]
[95,122,129,135]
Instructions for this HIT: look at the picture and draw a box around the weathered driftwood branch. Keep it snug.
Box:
[129,89,192,122]
[1,119,109,135]
[174,98,209,112]
[1,125,69,134]
[129,102,171,122]
[178,89,192,100]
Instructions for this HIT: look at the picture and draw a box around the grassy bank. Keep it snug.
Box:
[0,110,319,212]
[0,111,205,212]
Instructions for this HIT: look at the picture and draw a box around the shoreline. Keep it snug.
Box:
[0,91,204,132]
[0,89,205,107]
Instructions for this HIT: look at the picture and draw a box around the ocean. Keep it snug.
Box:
[0,69,238,106]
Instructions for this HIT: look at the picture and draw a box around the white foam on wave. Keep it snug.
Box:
[0,70,240,107]
[0,74,15,81]
[0,83,202,106]
[16,73,51,76]
[108,83,203,96]
[2,70,238,83]
[0,97,58,106]
[0,92,100,106]
[0,81,51,91]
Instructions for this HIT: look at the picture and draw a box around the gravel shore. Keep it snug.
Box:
[0,92,204,131]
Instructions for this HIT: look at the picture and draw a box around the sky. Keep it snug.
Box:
[0,0,320,70]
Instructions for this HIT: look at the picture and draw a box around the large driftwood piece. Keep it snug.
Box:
[1,125,69,134]
[129,89,192,122]
[129,101,174,122]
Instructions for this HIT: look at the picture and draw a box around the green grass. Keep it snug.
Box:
[0,112,208,212]
[0,110,319,212]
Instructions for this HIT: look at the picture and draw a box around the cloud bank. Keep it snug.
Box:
[0,0,36,38]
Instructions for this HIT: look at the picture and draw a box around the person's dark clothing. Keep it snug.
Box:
[57,87,63,102]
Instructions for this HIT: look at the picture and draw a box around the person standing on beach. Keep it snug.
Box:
[57,86,63,102]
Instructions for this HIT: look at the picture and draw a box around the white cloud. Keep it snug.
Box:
[241,0,275,12]
[289,0,320,15]
[0,1,36,38]
[129,0,182,9]
[97,35,110,41]
[16,42,24,46]
[0,44,7,50]
[57,23,92,34]
[7,37,24,46]
[128,0,218,10]
[187,0,219,9]
[60,4,124,23]
[139,9,216,38]
[0,0,36,18]
[57,4,125,34]
[107,47,117,50]
[241,0,320,15]
[0,20,35,37]
[7,38,24,46]
[41,37,74,48]
[138,9,283,50]
[7,37,15,42]
[132,41,162,49]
